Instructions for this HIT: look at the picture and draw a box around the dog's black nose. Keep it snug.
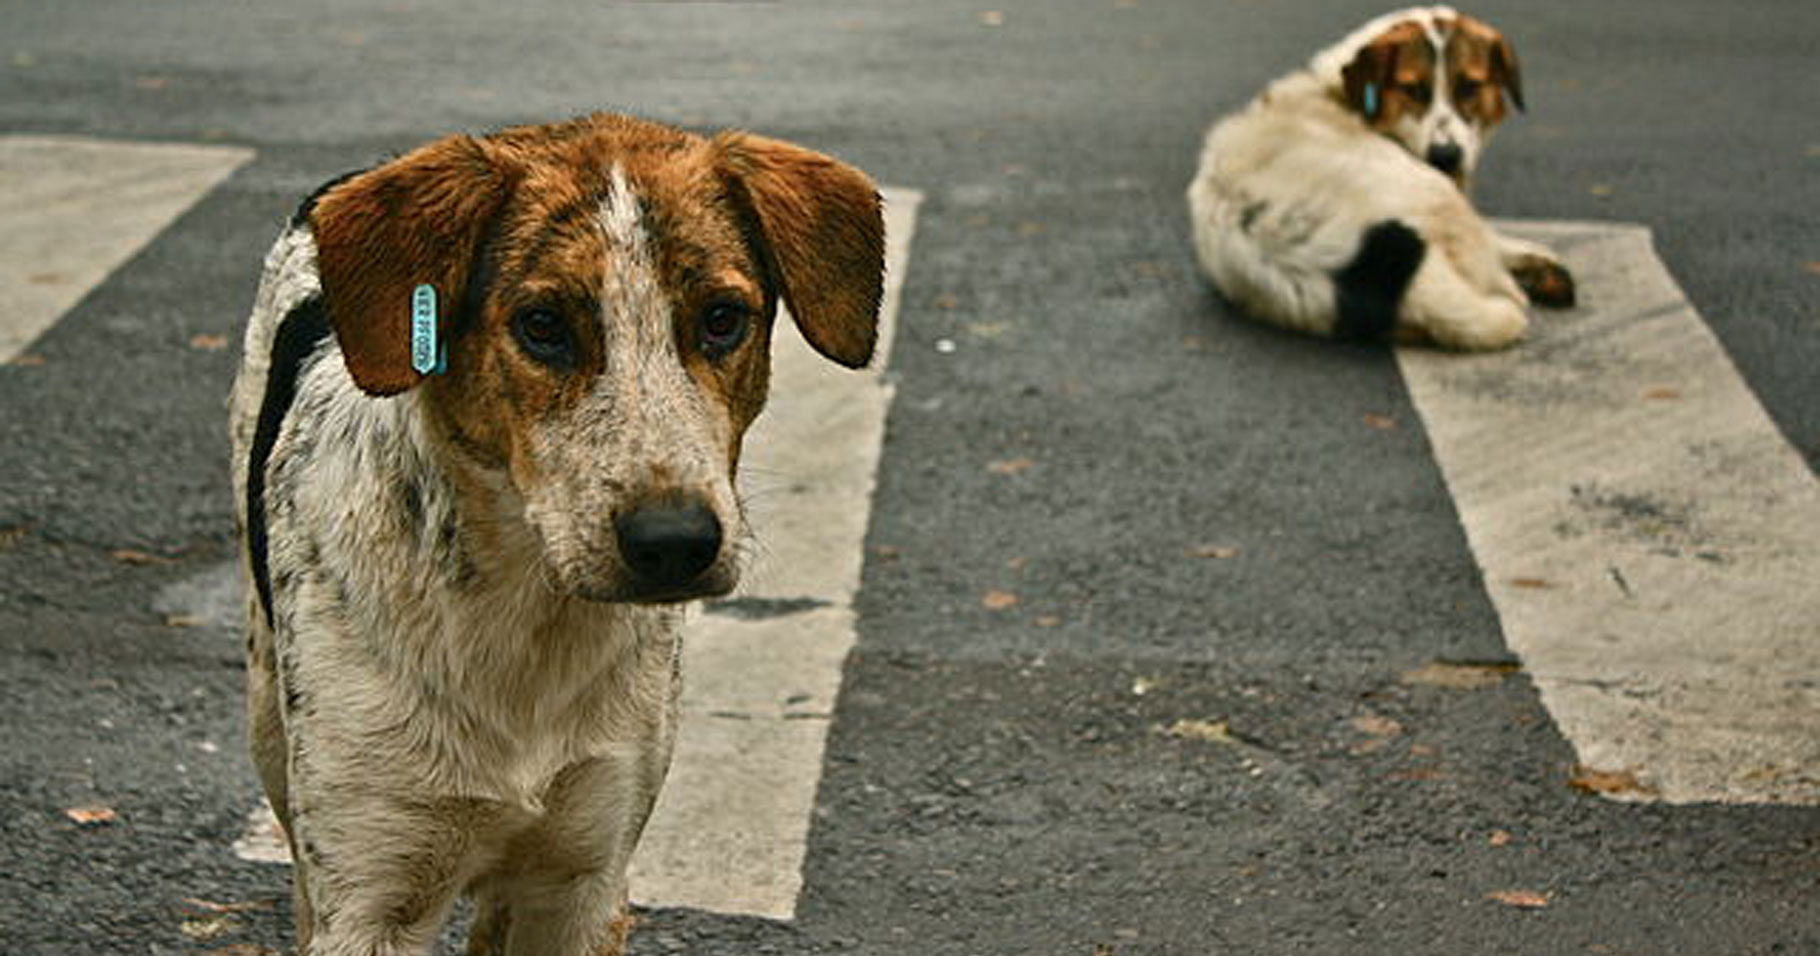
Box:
[615,501,723,593]
[1426,142,1465,177]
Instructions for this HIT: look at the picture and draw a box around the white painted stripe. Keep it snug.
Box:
[627,187,922,918]
[0,134,254,361]
[1399,220,1820,805]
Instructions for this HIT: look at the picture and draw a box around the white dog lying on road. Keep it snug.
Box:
[1188,6,1575,350]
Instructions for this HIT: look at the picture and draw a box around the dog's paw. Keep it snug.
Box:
[1510,255,1576,309]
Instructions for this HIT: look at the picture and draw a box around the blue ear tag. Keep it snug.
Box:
[410,284,445,375]
[1362,82,1380,118]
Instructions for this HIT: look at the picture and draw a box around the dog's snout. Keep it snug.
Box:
[1425,142,1465,178]
[615,501,723,595]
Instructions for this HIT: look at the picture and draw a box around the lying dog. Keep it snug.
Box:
[1187,6,1574,350]
[228,113,884,955]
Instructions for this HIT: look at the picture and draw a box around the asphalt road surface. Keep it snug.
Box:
[2,1,1816,954]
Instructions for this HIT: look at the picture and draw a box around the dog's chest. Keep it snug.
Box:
[294,579,681,809]
[266,386,683,807]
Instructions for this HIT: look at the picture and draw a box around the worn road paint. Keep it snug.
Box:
[0,134,253,361]
[1398,220,1820,804]
[628,188,922,918]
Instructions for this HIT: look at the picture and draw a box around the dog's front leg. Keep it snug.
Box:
[1495,231,1577,308]
[289,790,491,956]
[485,749,671,956]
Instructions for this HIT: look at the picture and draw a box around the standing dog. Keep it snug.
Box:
[1187,6,1575,350]
[229,113,884,955]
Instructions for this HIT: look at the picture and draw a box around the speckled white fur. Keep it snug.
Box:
[231,206,687,955]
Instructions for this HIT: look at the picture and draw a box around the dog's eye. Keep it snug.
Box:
[699,302,751,359]
[512,309,575,368]
[1455,78,1482,99]
[1411,82,1433,104]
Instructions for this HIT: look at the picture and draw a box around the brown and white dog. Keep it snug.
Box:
[1187,6,1575,350]
[228,114,883,955]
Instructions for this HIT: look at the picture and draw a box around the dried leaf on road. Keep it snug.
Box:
[1488,829,1514,848]
[64,804,117,825]
[1509,577,1554,590]
[981,589,1019,610]
[189,333,229,351]
[1362,413,1397,430]
[1399,661,1515,690]
[986,457,1034,476]
[1569,764,1655,797]
[110,548,174,565]
[181,897,273,914]
[1350,714,1403,737]
[1189,544,1239,559]
[1158,718,1234,743]
[1487,889,1551,909]
[179,916,234,941]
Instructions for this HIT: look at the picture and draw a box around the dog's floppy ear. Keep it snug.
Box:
[1488,32,1525,112]
[1454,14,1525,113]
[310,135,512,395]
[1341,32,1401,120]
[715,133,885,369]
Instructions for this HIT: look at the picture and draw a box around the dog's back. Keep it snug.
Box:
[1188,70,1440,341]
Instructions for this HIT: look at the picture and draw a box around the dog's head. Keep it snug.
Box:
[1319,6,1524,187]
[306,114,884,604]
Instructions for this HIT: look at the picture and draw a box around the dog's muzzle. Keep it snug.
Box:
[1425,142,1465,179]
[613,499,727,602]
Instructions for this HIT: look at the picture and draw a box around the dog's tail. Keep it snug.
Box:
[1332,219,1425,341]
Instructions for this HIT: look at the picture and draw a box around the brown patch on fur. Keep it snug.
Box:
[309,113,883,542]
[714,132,885,368]
[1447,15,1524,123]
[1341,20,1436,130]
[597,908,637,956]
[311,135,515,396]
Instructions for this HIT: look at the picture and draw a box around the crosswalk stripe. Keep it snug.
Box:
[628,187,922,918]
[1398,220,1820,804]
[0,134,253,362]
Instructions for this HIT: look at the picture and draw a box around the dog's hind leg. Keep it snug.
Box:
[1399,248,1530,350]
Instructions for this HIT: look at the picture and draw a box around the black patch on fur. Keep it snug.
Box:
[289,168,366,228]
[1333,220,1426,341]
[1239,200,1270,233]
[247,295,332,630]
